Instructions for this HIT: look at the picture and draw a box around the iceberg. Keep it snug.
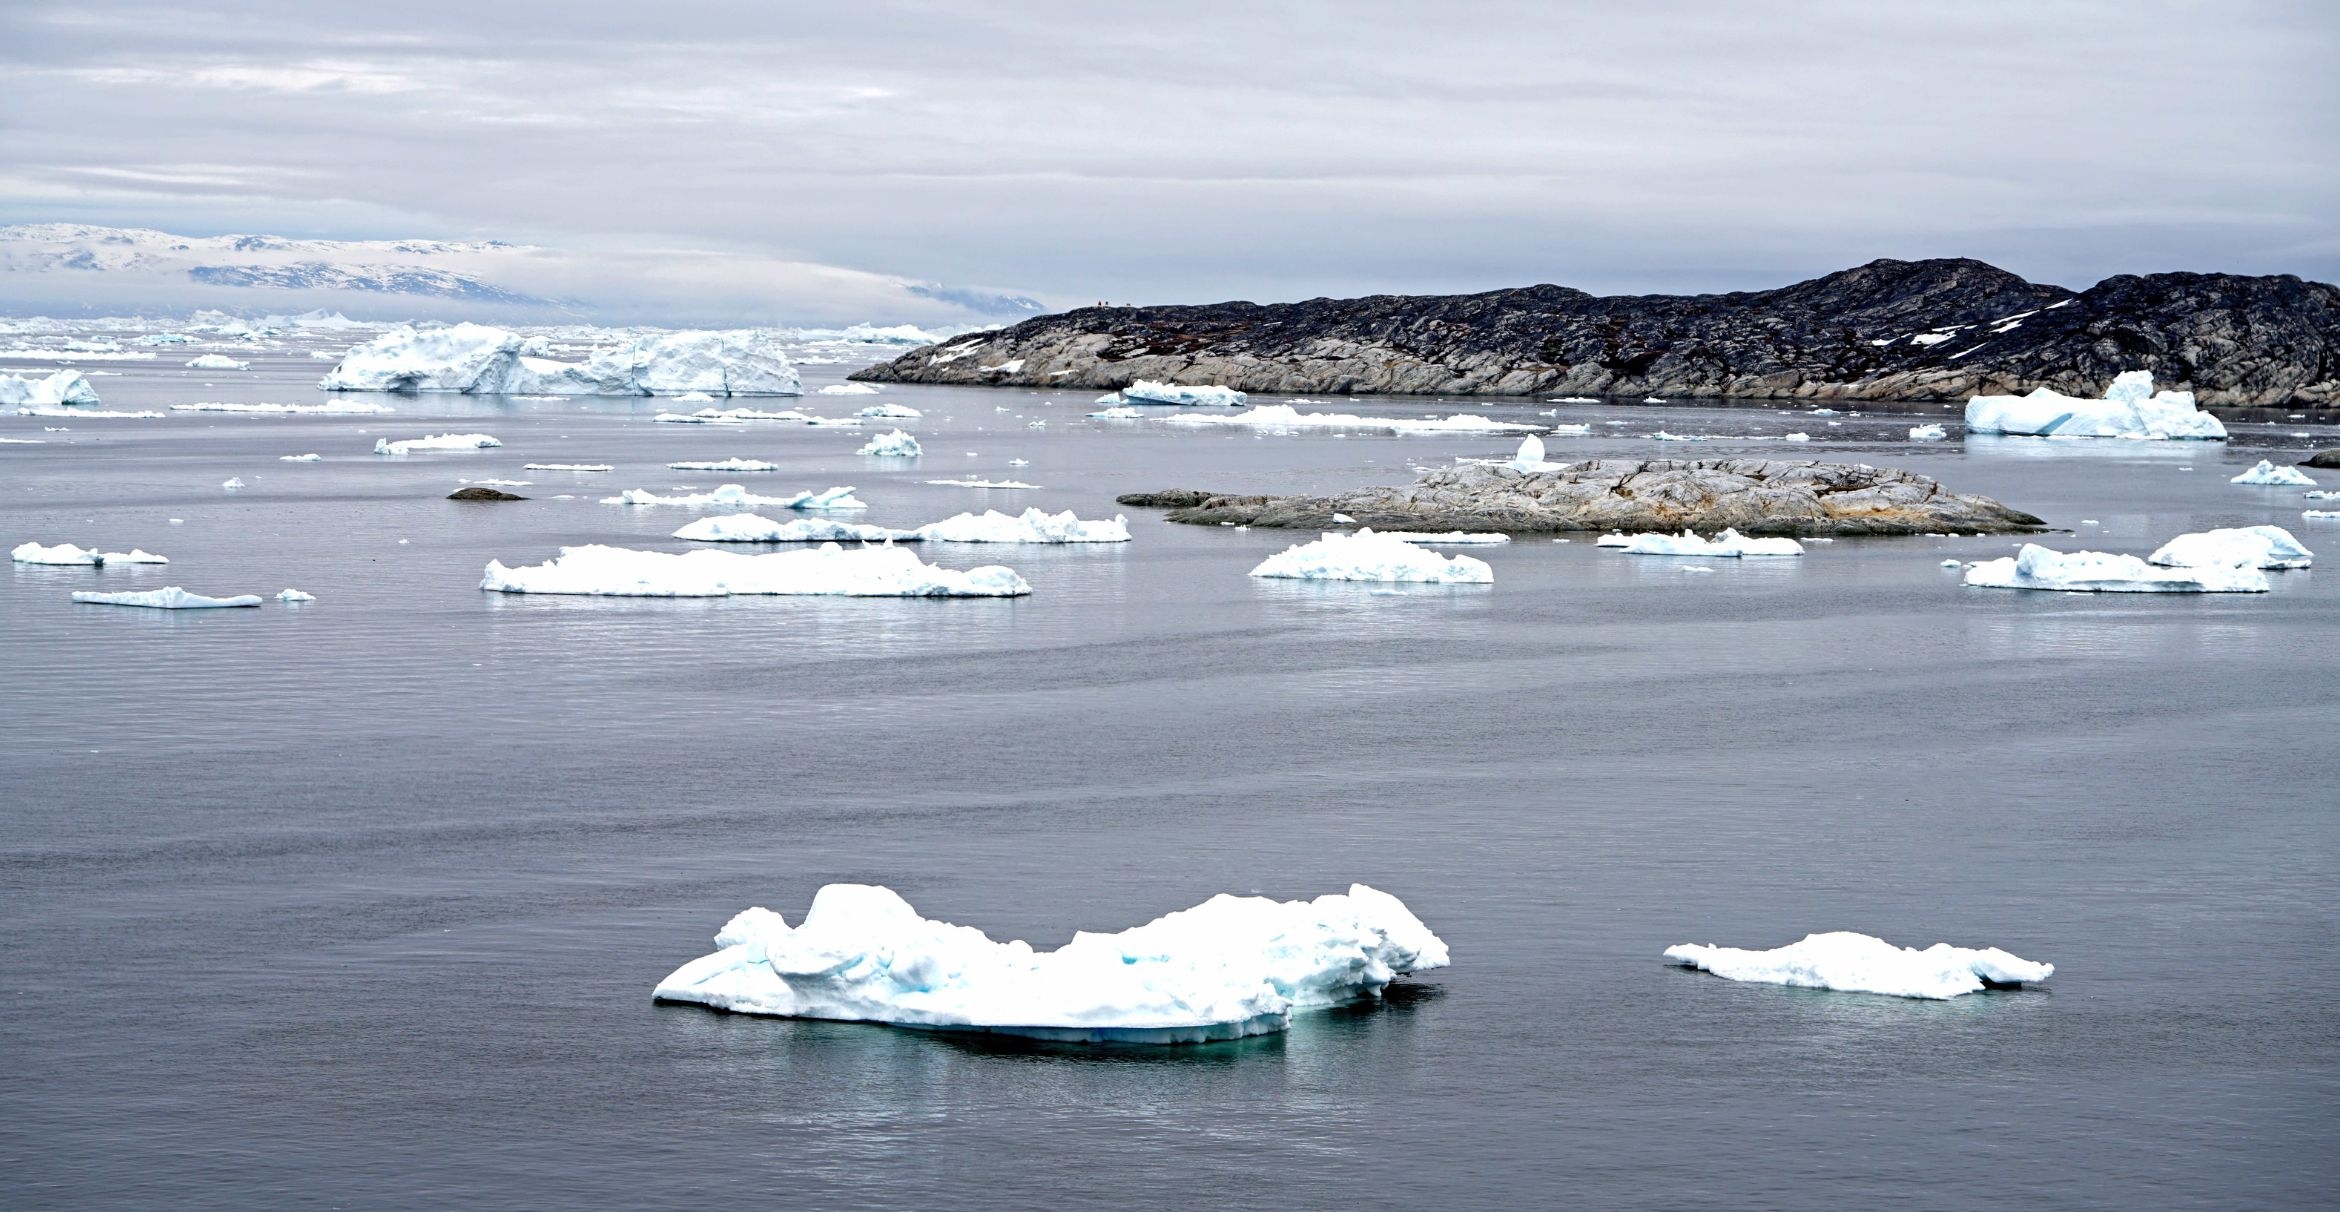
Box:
[184,354,248,370]
[72,586,262,609]
[480,543,1030,598]
[667,458,779,472]
[858,429,922,457]
[13,542,168,566]
[1909,424,1947,441]
[17,405,164,419]
[602,484,865,511]
[856,403,922,418]
[1964,543,2269,592]
[1250,529,1495,584]
[916,508,1130,544]
[674,515,913,543]
[374,432,501,455]
[524,463,613,472]
[1664,931,2052,1000]
[2147,525,2312,570]
[1594,533,1633,548]
[1782,432,1811,442]
[322,324,802,396]
[276,588,316,602]
[1617,529,1805,558]
[1088,405,1145,419]
[221,478,244,491]
[652,882,1447,1043]
[279,453,321,462]
[1509,434,1547,471]
[2229,459,2317,487]
[1166,404,1540,435]
[170,401,394,415]
[1121,380,1247,407]
[923,478,1039,489]
[818,383,881,395]
[1964,371,2227,440]
[0,369,101,406]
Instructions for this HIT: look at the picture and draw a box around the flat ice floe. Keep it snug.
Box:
[2147,525,2312,570]
[817,383,880,395]
[524,463,614,472]
[667,458,779,472]
[1167,404,1541,435]
[1088,405,1145,419]
[676,507,1130,544]
[856,402,922,418]
[1251,529,1495,584]
[170,401,394,415]
[858,429,922,457]
[374,433,502,455]
[923,478,1039,489]
[0,369,101,406]
[1964,543,2269,592]
[322,323,801,396]
[2229,459,2317,487]
[279,453,322,462]
[480,543,1029,597]
[1617,529,1805,558]
[72,586,262,609]
[652,882,1447,1043]
[1964,371,2227,440]
[13,541,168,566]
[690,406,817,422]
[18,405,164,419]
[184,354,248,370]
[602,483,864,510]
[1664,931,2052,999]
[1909,423,1948,440]
[276,588,316,602]
[1121,380,1247,407]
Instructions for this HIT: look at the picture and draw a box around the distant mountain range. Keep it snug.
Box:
[0,223,1046,327]
[855,258,2340,408]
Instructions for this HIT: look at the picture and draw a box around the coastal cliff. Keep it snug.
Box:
[853,258,2340,408]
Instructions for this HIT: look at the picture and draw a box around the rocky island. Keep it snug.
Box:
[856,258,2340,409]
[1120,459,2047,536]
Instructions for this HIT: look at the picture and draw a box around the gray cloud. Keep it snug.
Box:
[2,0,2334,321]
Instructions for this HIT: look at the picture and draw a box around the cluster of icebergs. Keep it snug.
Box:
[653,883,1449,1042]
[16,539,309,609]
[602,483,865,511]
[13,541,169,566]
[1963,525,2311,593]
[1964,371,2227,440]
[321,324,802,397]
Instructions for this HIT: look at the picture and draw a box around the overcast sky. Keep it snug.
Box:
[2,0,2335,314]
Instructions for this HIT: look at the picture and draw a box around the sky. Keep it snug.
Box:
[1,0,2335,320]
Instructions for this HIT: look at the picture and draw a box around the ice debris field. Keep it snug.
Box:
[653,883,1449,1043]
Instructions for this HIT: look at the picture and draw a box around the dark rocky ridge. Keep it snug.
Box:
[856,258,2340,408]
[1119,459,2047,537]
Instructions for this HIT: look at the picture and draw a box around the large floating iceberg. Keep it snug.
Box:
[0,369,101,406]
[2147,525,2312,570]
[1963,371,2227,440]
[1121,380,1247,407]
[72,586,262,609]
[1617,529,1805,558]
[858,429,922,457]
[2229,459,2317,487]
[1251,529,1495,584]
[480,543,1029,597]
[602,484,864,511]
[1167,404,1541,435]
[374,432,501,455]
[322,323,801,396]
[13,541,168,566]
[652,882,1447,1043]
[1664,931,2052,1000]
[1964,543,2269,592]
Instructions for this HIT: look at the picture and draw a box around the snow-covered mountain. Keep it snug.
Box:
[0,224,1047,327]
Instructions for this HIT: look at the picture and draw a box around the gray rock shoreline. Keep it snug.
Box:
[1119,459,2047,536]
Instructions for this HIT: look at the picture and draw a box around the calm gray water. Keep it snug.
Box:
[4,338,2336,1209]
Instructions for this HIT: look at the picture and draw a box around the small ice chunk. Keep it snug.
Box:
[1087,405,1144,419]
[1782,432,1811,442]
[673,515,914,543]
[523,463,614,472]
[855,402,922,418]
[818,383,881,395]
[184,354,249,370]
[1250,529,1495,584]
[1941,558,1962,568]
[1908,424,1947,441]
[2147,525,2312,570]
[1332,513,1356,524]
[1964,543,2269,592]
[1616,529,1804,558]
[667,458,779,472]
[222,477,244,490]
[858,429,922,458]
[2229,459,2317,487]
[1119,380,1248,407]
[280,453,322,462]
[1509,434,1547,471]
[1664,931,2052,999]
[276,588,316,602]
[374,433,501,455]
[72,586,262,609]
[1389,531,1510,546]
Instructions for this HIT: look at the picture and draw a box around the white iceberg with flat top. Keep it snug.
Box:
[1251,529,1494,584]
[2229,459,2317,487]
[603,483,865,511]
[1965,543,2269,592]
[2147,525,2312,570]
[480,543,1029,597]
[1167,404,1540,435]
[858,429,922,457]
[322,324,801,396]
[1664,931,2052,1000]
[1121,380,1247,407]
[1964,371,2227,440]
[667,458,779,472]
[0,369,101,406]
[185,354,248,370]
[72,586,262,609]
[374,432,501,455]
[916,508,1130,543]
[652,882,1448,1043]
[1618,529,1804,558]
[13,541,168,566]
[856,402,922,418]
